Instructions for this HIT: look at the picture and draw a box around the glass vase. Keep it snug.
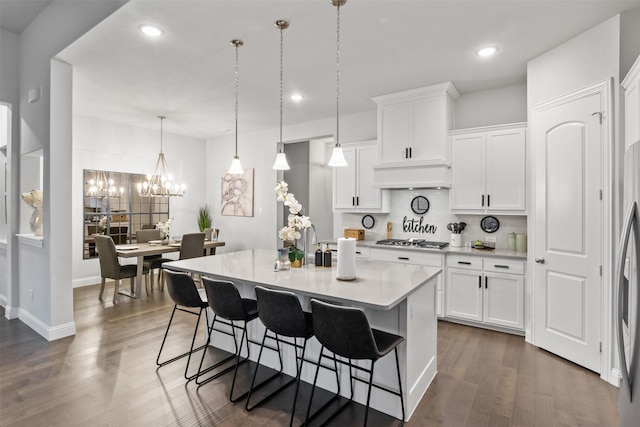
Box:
[30,208,43,236]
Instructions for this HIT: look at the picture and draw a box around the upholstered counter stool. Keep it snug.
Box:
[196,277,259,403]
[305,299,406,427]
[245,286,316,427]
[156,270,209,381]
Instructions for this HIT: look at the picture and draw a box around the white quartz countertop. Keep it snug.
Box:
[351,240,527,260]
[163,248,441,310]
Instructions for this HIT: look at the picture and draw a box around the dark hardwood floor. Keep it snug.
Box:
[0,284,619,426]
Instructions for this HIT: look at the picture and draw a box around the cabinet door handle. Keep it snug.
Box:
[478,276,482,288]
[352,196,355,207]
[487,194,490,207]
[405,147,408,159]
[457,261,471,265]
[481,194,485,207]
[356,196,359,206]
[494,264,510,269]
[485,276,488,289]
[409,147,412,158]
[398,256,410,260]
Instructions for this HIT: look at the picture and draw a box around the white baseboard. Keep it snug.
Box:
[18,308,76,341]
[73,276,101,288]
[4,304,18,319]
[0,293,6,308]
[607,368,621,387]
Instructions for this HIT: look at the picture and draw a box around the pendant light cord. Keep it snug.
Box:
[279,25,284,145]
[158,115,165,153]
[335,3,341,147]
[234,43,239,157]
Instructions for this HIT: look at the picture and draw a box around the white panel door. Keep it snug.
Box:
[450,132,486,210]
[532,86,604,373]
[356,145,380,209]
[379,103,409,163]
[445,268,482,322]
[486,128,526,211]
[411,96,441,161]
[333,147,356,209]
[484,272,524,330]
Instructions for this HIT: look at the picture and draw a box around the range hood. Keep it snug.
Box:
[372,159,451,189]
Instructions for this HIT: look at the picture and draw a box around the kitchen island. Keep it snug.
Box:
[163,248,441,421]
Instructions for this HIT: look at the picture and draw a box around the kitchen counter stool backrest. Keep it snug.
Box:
[180,232,205,260]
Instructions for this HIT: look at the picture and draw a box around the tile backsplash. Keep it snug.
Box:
[339,189,527,250]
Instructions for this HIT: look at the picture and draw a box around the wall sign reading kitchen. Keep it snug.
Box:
[403,216,437,233]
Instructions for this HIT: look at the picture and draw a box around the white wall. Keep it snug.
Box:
[206,109,376,253]
[454,83,527,130]
[72,115,207,287]
[14,0,126,338]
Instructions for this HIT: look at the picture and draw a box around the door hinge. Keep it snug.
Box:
[599,342,602,353]
[599,265,602,276]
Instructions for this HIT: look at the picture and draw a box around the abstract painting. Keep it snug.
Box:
[221,168,254,217]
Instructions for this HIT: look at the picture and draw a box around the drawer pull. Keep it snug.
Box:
[457,261,471,265]
[356,251,361,255]
[398,257,410,260]
[494,265,510,269]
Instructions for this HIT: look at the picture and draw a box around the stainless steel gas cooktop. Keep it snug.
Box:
[375,239,449,249]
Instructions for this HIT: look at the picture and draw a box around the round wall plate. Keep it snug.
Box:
[411,196,430,215]
[480,216,500,233]
[362,214,375,229]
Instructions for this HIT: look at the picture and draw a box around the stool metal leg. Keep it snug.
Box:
[395,347,405,425]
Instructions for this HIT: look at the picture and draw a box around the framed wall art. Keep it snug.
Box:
[221,168,254,217]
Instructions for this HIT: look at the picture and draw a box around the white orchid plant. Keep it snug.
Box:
[21,189,43,210]
[275,181,312,263]
[156,218,173,239]
[98,215,108,231]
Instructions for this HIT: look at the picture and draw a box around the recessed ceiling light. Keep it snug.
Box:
[139,24,164,37]
[476,46,498,57]
[290,94,304,102]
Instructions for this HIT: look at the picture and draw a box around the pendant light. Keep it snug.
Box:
[228,39,245,175]
[272,20,291,171]
[137,115,186,197]
[328,0,348,167]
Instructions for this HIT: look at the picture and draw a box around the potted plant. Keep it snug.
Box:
[197,205,212,232]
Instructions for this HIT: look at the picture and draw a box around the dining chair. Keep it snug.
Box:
[156,269,210,381]
[94,235,149,304]
[136,229,172,290]
[159,232,205,290]
[141,224,156,229]
[305,299,406,427]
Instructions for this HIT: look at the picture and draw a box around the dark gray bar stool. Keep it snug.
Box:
[245,286,316,426]
[156,269,209,381]
[196,277,259,402]
[305,299,406,426]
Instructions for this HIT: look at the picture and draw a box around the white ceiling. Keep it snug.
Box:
[40,1,640,139]
[0,0,50,34]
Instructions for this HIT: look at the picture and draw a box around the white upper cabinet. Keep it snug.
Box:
[372,82,459,188]
[450,123,527,214]
[333,141,390,212]
[622,54,640,149]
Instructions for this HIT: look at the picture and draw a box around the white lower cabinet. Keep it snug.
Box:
[445,255,524,331]
[369,248,445,317]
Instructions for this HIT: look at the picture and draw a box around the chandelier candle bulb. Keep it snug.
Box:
[336,237,356,281]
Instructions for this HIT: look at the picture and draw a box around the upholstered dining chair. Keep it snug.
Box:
[136,229,172,290]
[94,235,149,304]
[159,232,205,290]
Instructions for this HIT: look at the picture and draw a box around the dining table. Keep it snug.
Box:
[115,240,225,298]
